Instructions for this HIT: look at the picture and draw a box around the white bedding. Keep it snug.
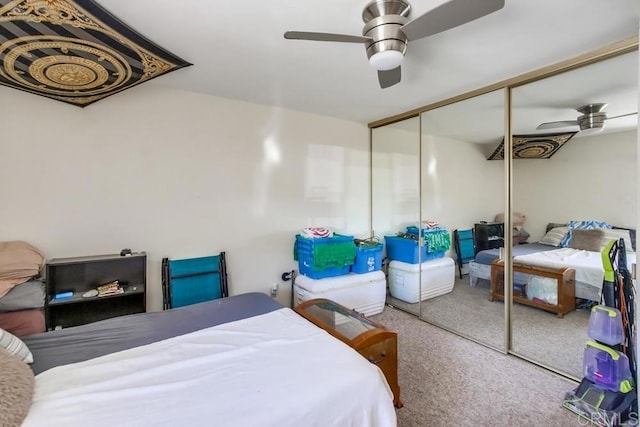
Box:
[23,308,396,427]
[513,248,636,294]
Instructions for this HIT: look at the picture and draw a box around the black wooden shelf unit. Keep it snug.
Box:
[474,222,504,253]
[45,252,146,330]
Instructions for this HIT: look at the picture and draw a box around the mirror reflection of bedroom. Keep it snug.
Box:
[377,48,637,381]
[509,50,638,379]
[417,89,506,351]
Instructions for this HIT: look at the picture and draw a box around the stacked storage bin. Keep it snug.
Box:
[293,233,386,316]
[294,233,356,279]
[352,238,384,274]
[385,226,455,303]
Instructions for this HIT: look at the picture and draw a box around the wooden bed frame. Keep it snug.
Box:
[489,259,576,318]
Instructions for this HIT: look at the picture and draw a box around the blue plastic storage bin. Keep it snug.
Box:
[298,262,350,279]
[405,226,427,238]
[295,234,355,279]
[351,243,383,274]
[384,236,446,264]
[385,236,422,264]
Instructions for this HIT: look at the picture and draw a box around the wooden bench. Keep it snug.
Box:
[489,259,576,318]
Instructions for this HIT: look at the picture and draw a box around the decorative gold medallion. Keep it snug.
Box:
[488,132,578,160]
[0,0,191,106]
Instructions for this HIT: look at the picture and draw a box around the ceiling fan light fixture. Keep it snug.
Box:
[579,126,605,135]
[369,49,404,70]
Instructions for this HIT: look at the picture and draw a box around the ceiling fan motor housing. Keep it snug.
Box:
[362,0,411,62]
[577,103,608,131]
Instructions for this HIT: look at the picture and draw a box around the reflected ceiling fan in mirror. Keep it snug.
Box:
[283,0,505,89]
[536,103,638,133]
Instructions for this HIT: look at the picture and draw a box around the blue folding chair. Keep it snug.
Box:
[454,229,476,279]
[162,252,228,309]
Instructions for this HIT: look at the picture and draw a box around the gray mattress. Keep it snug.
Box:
[474,243,555,265]
[23,292,283,375]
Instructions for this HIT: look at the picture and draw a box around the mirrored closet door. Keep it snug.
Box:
[371,116,422,316]
[418,89,506,350]
[509,49,638,379]
[370,38,638,381]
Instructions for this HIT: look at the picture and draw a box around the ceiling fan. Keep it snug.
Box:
[283,0,505,89]
[536,103,638,132]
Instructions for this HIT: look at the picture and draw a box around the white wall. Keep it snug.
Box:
[373,127,636,253]
[372,119,421,238]
[0,84,370,311]
[372,123,504,257]
[421,134,505,239]
[513,130,637,241]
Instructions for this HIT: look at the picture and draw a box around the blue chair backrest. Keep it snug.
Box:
[457,229,475,261]
[163,254,227,309]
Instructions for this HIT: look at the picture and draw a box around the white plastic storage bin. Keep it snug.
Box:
[388,257,455,303]
[294,271,386,316]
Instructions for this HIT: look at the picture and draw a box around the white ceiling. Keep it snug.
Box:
[419,49,639,145]
[95,0,638,124]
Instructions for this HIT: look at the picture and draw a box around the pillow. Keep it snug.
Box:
[568,229,604,252]
[600,228,634,253]
[546,222,567,233]
[559,220,612,247]
[539,226,569,247]
[0,347,34,427]
[0,328,33,363]
[0,278,45,312]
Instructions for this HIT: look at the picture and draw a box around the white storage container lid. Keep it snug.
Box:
[389,257,453,272]
[295,271,385,293]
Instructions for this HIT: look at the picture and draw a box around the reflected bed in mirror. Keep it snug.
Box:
[510,49,638,379]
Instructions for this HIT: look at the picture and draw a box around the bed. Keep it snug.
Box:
[0,278,46,337]
[17,292,397,426]
[469,243,555,289]
[469,222,636,303]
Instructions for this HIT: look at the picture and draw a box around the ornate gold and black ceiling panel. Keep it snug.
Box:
[487,132,578,160]
[0,0,191,106]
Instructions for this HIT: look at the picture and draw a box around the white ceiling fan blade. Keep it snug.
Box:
[378,67,401,89]
[400,0,505,41]
[284,31,372,43]
[536,120,579,130]
[607,111,638,120]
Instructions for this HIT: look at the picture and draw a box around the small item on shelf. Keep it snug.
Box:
[54,291,73,300]
[98,288,124,297]
[82,289,99,298]
[97,280,123,297]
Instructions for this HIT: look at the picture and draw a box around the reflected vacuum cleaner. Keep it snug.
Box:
[563,239,637,426]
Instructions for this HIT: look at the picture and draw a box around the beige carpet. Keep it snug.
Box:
[386,276,589,379]
[372,306,583,426]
